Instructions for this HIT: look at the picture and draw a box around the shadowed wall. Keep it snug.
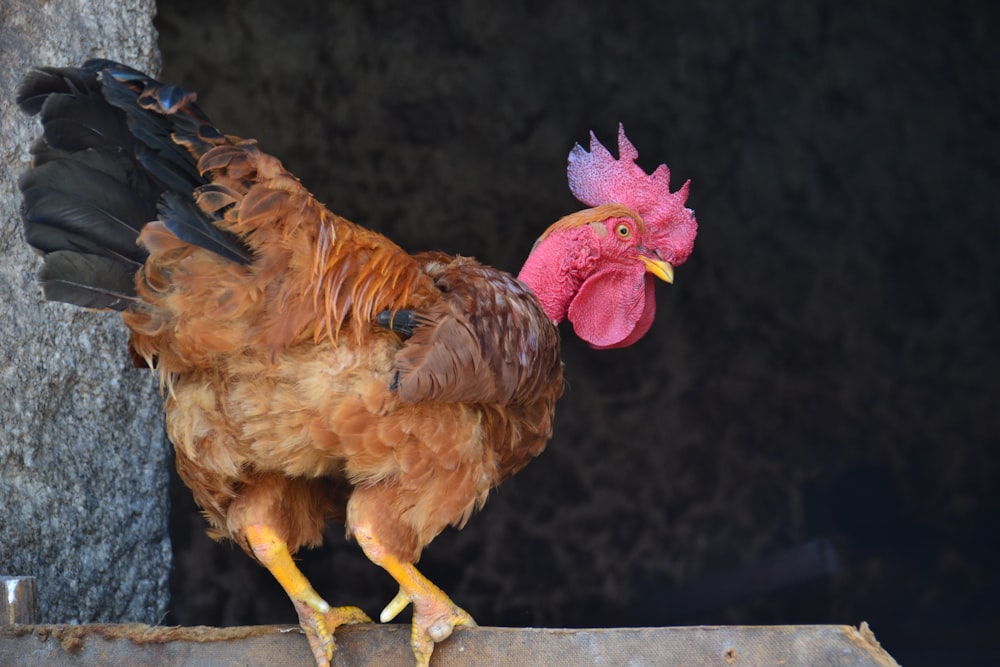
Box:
[157,2,994,666]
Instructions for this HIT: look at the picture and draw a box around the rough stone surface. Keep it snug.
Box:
[154,3,997,667]
[0,1,170,624]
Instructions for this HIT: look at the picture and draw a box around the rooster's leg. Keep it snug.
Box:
[244,524,371,667]
[353,523,476,667]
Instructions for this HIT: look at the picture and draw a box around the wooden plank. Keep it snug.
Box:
[0,622,899,666]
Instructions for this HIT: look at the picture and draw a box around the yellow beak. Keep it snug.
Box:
[640,255,674,284]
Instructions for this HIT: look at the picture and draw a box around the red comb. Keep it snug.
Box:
[567,124,691,232]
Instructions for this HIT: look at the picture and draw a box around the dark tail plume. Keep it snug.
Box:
[16,59,250,311]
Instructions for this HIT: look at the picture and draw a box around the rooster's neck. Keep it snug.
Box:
[516,234,583,326]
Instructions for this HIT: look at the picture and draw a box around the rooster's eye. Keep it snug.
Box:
[615,223,631,239]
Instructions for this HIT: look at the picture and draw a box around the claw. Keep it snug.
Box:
[243,523,370,667]
[410,598,476,667]
[353,523,477,667]
[381,587,412,622]
[425,605,476,642]
[297,603,372,667]
[330,605,373,627]
[293,597,335,666]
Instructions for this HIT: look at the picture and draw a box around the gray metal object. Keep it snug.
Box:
[0,623,900,666]
[0,576,38,625]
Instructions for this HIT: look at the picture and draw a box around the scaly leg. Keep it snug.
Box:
[353,523,476,667]
[244,524,371,667]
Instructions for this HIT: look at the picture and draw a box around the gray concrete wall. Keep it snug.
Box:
[0,0,171,624]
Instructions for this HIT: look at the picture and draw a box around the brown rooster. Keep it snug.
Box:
[16,60,697,666]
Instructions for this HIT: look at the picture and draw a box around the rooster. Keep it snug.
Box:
[16,60,696,667]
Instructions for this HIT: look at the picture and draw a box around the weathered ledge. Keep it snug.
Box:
[0,622,900,666]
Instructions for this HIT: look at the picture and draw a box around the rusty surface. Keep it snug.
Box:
[0,623,901,666]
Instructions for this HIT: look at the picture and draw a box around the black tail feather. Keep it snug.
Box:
[15,64,96,115]
[35,88,137,154]
[158,192,253,265]
[98,63,225,192]
[20,158,157,257]
[38,251,142,311]
[17,59,252,310]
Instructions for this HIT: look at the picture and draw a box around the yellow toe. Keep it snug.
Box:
[381,588,412,623]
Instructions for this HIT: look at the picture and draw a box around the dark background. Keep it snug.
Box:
[154,2,998,665]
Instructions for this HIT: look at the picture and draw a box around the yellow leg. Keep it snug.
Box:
[244,524,371,667]
[353,524,476,667]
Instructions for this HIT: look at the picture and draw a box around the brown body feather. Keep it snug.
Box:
[124,138,562,561]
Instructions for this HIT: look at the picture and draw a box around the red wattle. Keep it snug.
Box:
[567,263,650,348]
